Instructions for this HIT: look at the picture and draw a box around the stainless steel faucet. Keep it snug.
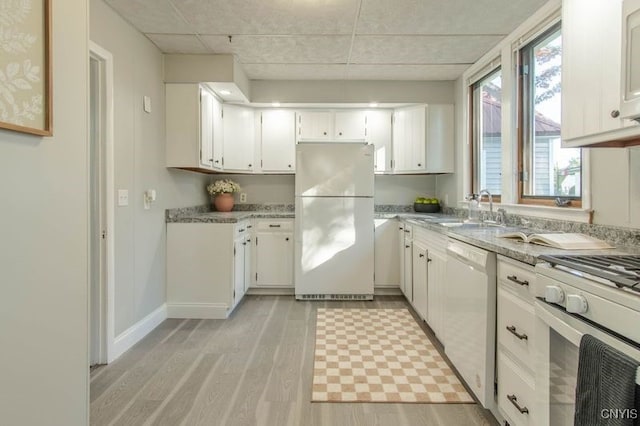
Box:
[497,208,507,226]
[478,189,494,223]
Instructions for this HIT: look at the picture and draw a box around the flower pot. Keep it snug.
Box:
[213,193,235,212]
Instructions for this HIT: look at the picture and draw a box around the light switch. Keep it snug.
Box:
[143,96,151,113]
[118,189,129,206]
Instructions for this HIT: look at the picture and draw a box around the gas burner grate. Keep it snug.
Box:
[539,254,640,293]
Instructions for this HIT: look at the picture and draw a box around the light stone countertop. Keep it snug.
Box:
[167,208,640,265]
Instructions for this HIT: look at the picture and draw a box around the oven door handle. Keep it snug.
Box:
[535,301,583,347]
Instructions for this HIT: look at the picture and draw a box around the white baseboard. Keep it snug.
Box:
[246,287,295,296]
[167,302,229,319]
[110,303,167,362]
[374,287,403,296]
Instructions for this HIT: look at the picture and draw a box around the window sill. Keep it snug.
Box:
[458,201,593,224]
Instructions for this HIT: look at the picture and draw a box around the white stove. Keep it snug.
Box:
[533,255,640,426]
[535,254,640,345]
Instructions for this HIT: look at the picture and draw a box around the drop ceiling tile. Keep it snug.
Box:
[146,34,211,53]
[346,64,469,80]
[357,0,549,35]
[350,35,503,65]
[105,0,192,34]
[200,35,351,64]
[243,64,348,80]
[170,0,359,35]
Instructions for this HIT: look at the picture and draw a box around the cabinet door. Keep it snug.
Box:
[412,241,428,320]
[223,104,255,171]
[427,249,447,339]
[297,111,332,140]
[425,105,454,173]
[244,233,252,292]
[393,106,426,172]
[199,88,215,169]
[367,110,393,173]
[255,232,293,287]
[233,236,246,306]
[562,0,628,144]
[212,94,224,170]
[261,110,296,172]
[403,239,413,302]
[334,111,366,140]
[374,218,400,287]
[398,224,406,296]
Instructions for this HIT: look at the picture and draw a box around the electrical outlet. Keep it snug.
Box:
[117,189,129,206]
[240,193,247,203]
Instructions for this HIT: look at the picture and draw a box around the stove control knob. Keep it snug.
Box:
[544,286,565,304]
[566,294,588,314]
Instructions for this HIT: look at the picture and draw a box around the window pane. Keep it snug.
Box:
[522,27,581,199]
[473,69,502,195]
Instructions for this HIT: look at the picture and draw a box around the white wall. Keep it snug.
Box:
[91,0,209,336]
[0,1,89,424]
[250,80,454,104]
[221,174,436,206]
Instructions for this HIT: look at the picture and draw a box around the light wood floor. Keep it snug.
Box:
[90,296,497,426]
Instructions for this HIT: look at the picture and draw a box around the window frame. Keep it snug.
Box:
[469,67,503,203]
[516,21,583,207]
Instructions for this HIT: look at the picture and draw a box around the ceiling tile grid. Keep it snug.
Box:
[105,0,550,80]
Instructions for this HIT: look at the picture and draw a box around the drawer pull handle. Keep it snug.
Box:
[507,275,529,286]
[269,224,281,228]
[405,245,410,248]
[419,253,424,258]
[507,394,529,414]
[506,325,528,340]
[404,229,410,233]
[238,229,245,233]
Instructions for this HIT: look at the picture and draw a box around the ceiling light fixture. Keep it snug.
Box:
[220,90,232,95]
[272,102,281,107]
[369,102,379,108]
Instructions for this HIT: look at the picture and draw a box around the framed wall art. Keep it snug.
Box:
[0,0,52,136]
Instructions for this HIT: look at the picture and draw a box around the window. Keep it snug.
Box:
[519,23,582,205]
[471,68,502,198]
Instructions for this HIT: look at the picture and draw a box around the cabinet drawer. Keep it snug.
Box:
[497,287,536,372]
[255,220,293,232]
[497,257,535,301]
[498,352,535,426]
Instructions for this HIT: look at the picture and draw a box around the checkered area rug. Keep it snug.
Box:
[312,308,474,403]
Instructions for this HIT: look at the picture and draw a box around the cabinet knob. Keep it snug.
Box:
[288,164,292,168]
[419,253,424,258]
[405,245,410,248]
[611,110,620,118]
[323,132,327,135]
[209,158,214,162]
[339,132,343,136]
[285,237,289,241]
[214,160,220,164]
[248,164,252,168]
[418,163,422,167]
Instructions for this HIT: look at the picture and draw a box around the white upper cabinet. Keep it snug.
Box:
[297,111,333,141]
[223,104,255,171]
[425,104,454,173]
[212,94,224,170]
[334,111,367,140]
[393,106,426,172]
[621,0,640,123]
[260,110,296,173]
[366,110,393,173]
[562,0,640,147]
[392,105,453,173]
[166,84,223,171]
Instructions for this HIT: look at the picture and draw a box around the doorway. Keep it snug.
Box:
[89,42,114,367]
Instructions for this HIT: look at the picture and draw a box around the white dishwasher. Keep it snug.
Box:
[444,239,496,409]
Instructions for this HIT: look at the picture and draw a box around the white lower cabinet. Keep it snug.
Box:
[253,219,294,287]
[496,255,537,426]
[425,239,446,341]
[411,240,428,320]
[400,224,413,302]
[374,218,400,288]
[166,221,250,319]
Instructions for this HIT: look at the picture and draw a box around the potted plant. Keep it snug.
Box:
[207,179,241,212]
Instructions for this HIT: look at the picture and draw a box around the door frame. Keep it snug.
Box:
[89,41,115,364]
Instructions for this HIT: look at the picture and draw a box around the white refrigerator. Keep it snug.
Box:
[294,143,374,300]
